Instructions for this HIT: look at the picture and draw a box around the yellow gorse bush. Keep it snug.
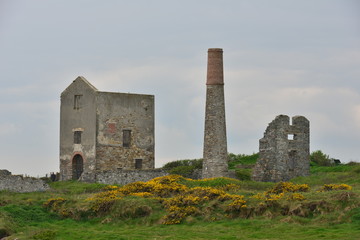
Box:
[86,189,124,212]
[43,197,66,210]
[286,193,305,201]
[266,182,310,194]
[318,184,352,192]
[129,192,153,198]
[226,195,247,211]
[251,182,309,202]
[161,205,199,225]
[48,177,349,225]
[84,175,247,224]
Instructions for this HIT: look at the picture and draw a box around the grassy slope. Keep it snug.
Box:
[1,164,360,240]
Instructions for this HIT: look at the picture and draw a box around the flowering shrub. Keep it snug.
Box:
[266,182,310,194]
[252,182,307,202]
[161,206,199,224]
[266,193,285,201]
[318,184,352,192]
[163,195,202,208]
[83,175,248,224]
[86,189,123,213]
[187,187,227,200]
[286,193,305,201]
[129,192,154,198]
[251,192,284,201]
[43,197,66,210]
[45,175,354,225]
[226,195,247,212]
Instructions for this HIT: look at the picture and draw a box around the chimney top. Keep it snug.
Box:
[206,48,224,85]
[208,48,223,52]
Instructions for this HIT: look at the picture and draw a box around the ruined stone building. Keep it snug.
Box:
[202,48,229,178]
[252,115,310,182]
[60,77,154,181]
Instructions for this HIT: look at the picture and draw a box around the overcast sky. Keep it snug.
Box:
[0,0,359,176]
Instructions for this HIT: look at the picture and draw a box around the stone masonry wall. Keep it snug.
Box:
[252,115,310,182]
[88,169,168,185]
[202,85,228,178]
[95,92,155,172]
[0,170,49,192]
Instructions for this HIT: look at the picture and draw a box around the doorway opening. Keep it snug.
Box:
[72,154,83,180]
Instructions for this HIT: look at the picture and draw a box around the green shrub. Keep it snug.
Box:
[163,159,202,178]
[235,169,251,181]
[0,212,15,239]
[310,150,332,166]
[168,165,196,177]
[350,207,360,223]
[162,159,202,170]
[228,153,259,169]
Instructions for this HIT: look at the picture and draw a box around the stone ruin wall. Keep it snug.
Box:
[80,169,169,185]
[252,115,310,182]
[0,170,49,193]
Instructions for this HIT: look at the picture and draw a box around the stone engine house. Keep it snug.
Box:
[252,115,310,182]
[60,76,154,181]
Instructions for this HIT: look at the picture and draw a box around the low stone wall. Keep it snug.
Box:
[89,169,169,185]
[0,170,50,192]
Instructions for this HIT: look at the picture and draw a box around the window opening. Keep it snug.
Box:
[74,95,82,110]
[123,130,131,147]
[288,150,297,172]
[74,131,82,144]
[288,134,294,140]
[135,159,143,169]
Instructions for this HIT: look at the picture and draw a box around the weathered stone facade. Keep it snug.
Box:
[0,170,49,192]
[202,48,229,178]
[60,77,154,181]
[252,115,310,182]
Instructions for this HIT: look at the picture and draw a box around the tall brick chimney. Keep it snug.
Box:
[202,48,228,178]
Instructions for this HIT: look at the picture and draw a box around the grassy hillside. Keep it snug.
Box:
[0,160,360,239]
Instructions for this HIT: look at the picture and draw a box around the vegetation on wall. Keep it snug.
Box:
[162,158,203,178]
[162,153,259,180]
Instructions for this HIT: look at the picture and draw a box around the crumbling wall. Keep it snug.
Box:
[0,170,49,192]
[252,115,310,182]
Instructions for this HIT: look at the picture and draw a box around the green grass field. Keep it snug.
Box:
[1,161,359,240]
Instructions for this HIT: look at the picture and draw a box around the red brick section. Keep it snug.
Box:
[206,48,224,85]
[107,123,116,134]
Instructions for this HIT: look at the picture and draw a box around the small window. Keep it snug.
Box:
[288,134,294,140]
[135,159,143,169]
[123,130,131,147]
[74,131,82,144]
[74,95,82,110]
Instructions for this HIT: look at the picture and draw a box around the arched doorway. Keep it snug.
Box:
[72,154,83,180]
